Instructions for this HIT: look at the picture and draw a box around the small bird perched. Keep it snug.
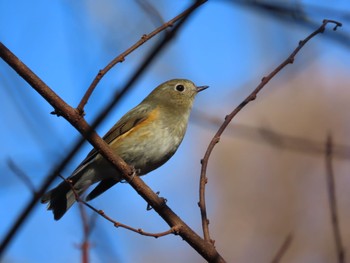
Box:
[41,79,208,220]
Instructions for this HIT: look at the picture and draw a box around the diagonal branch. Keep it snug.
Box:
[198,19,342,243]
[0,1,226,262]
[76,0,201,114]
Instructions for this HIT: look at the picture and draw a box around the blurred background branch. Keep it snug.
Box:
[271,233,293,263]
[325,135,345,263]
[1,0,349,262]
[231,0,350,47]
[192,110,350,160]
[7,159,36,194]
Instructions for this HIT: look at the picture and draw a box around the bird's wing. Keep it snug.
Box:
[76,105,152,201]
[73,104,151,172]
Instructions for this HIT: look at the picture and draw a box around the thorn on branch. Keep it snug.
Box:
[146,204,153,211]
[147,191,159,210]
[146,193,167,211]
[76,108,85,117]
[50,109,62,117]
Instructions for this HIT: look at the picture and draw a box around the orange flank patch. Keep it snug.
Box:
[110,107,160,146]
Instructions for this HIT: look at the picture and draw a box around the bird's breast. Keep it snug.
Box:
[110,110,188,175]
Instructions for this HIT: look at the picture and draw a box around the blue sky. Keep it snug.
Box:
[1,1,350,262]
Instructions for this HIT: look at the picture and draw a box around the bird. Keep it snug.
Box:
[41,79,208,220]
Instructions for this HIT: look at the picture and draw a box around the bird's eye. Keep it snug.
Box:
[175,84,185,92]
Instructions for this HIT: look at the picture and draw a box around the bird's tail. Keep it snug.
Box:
[41,170,91,220]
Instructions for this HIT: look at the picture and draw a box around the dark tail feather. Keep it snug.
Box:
[41,181,75,220]
[41,173,87,220]
[86,178,119,201]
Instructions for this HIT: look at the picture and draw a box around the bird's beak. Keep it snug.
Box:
[196,85,209,93]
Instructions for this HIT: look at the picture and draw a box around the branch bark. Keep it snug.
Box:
[0,1,226,262]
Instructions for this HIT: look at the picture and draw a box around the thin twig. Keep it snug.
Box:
[92,205,178,238]
[7,158,36,194]
[198,19,342,243]
[325,135,346,263]
[0,2,226,262]
[76,0,199,114]
[61,175,176,238]
[271,233,293,263]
